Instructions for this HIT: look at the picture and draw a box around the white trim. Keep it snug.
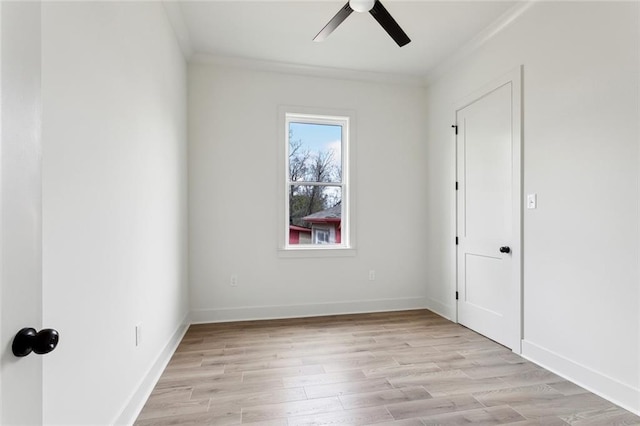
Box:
[161,1,193,59]
[0,3,3,421]
[637,1,640,410]
[191,53,426,87]
[112,312,190,426]
[278,106,357,255]
[453,66,523,353]
[424,1,534,86]
[424,297,453,322]
[522,340,640,416]
[190,297,427,324]
[277,246,356,258]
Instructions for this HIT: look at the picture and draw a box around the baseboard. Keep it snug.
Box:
[521,339,640,415]
[190,297,428,324]
[113,312,190,426]
[424,296,453,321]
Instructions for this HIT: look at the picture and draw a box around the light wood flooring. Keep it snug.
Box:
[135,310,640,425]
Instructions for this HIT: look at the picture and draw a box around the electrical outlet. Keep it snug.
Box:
[230,274,238,287]
[135,323,142,347]
[368,270,376,281]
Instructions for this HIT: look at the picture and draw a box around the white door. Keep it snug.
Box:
[455,68,522,351]
[0,2,45,424]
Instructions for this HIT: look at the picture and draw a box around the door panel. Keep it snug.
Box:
[0,2,44,424]
[456,72,521,351]
[464,253,505,315]
[463,99,512,241]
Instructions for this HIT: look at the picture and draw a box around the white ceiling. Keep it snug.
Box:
[176,1,519,77]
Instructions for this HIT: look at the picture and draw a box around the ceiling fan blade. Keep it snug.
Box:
[313,3,353,42]
[369,0,411,47]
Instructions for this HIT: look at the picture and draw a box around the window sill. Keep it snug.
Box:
[277,246,357,258]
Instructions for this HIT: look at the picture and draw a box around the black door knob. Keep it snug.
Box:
[499,246,511,254]
[12,328,59,357]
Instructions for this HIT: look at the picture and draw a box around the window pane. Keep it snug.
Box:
[289,122,342,183]
[289,185,342,245]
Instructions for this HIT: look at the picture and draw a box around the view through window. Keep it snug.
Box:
[286,114,348,248]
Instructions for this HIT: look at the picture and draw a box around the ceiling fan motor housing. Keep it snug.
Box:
[349,0,375,13]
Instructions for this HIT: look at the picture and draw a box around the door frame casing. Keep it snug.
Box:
[453,65,523,353]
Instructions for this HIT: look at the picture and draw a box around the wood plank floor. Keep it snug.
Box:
[135,310,640,425]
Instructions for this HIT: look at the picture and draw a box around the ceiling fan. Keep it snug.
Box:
[314,0,411,47]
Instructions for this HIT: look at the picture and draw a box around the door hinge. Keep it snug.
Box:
[455,181,458,190]
[451,124,458,135]
[455,237,458,245]
[455,291,459,300]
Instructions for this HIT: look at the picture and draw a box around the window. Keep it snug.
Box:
[313,227,331,244]
[280,109,354,255]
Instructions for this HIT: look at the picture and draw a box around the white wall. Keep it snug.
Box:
[41,3,188,425]
[189,63,428,322]
[424,1,639,413]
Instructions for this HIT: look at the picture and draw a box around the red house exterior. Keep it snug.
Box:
[289,204,341,245]
[288,225,311,244]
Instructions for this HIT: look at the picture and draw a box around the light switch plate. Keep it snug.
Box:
[527,193,537,209]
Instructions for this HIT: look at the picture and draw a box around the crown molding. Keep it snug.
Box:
[164,0,534,86]
[162,1,193,60]
[423,0,535,86]
[190,53,428,87]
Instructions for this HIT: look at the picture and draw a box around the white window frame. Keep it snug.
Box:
[278,106,356,258]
